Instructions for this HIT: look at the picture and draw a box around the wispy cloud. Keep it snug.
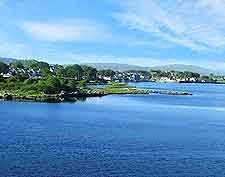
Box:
[114,0,225,51]
[20,19,112,42]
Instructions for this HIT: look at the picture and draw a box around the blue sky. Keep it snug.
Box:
[1,0,225,70]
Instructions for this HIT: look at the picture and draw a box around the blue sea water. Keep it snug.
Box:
[1,83,225,177]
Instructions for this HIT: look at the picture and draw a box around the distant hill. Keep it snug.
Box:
[0,57,39,67]
[150,64,216,75]
[0,57,220,75]
[84,63,216,75]
[0,57,18,64]
[84,63,149,72]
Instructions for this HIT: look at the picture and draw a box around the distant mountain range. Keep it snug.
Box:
[84,63,218,75]
[0,57,221,75]
[150,64,217,75]
[84,63,149,72]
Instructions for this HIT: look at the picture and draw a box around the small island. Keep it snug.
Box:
[0,60,193,102]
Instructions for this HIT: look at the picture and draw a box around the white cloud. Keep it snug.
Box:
[20,19,111,42]
[114,0,225,51]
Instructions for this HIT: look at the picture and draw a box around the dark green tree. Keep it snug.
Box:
[64,64,83,80]
[10,62,24,69]
[27,61,50,76]
[0,75,4,82]
[98,69,115,78]
[38,62,51,76]
[53,64,64,77]
[0,62,9,74]
[82,65,97,80]
[66,80,78,92]
[14,73,28,82]
[42,76,61,94]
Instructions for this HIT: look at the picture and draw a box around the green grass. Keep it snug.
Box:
[0,89,43,97]
[104,88,149,94]
[107,82,135,89]
[216,80,225,84]
[0,80,192,101]
[91,82,192,95]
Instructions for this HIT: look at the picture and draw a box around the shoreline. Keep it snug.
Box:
[0,89,192,103]
[0,82,193,103]
[138,80,225,85]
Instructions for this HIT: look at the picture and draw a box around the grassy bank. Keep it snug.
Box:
[91,83,192,96]
[0,82,192,102]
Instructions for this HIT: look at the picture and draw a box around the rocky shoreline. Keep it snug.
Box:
[0,92,107,102]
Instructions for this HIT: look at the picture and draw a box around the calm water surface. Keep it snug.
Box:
[1,83,225,177]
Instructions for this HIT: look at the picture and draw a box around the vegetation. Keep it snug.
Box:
[82,65,97,80]
[98,69,115,78]
[0,62,9,74]
[92,83,192,95]
[4,59,224,102]
[149,69,200,81]
[0,60,97,97]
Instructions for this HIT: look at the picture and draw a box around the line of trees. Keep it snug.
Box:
[0,60,118,95]
[1,60,224,95]
[149,69,200,79]
[0,61,99,81]
[0,60,207,82]
[55,65,98,81]
[0,61,96,94]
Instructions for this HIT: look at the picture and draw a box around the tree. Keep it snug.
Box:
[183,71,194,78]
[176,71,185,79]
[200,75,210,80]
[42,76,61,94]
[139,71,150,76]
[82,65,97,80]
[66,80,78,92]
[28,61,39,70]
[10,62,24,69]
[14,73,28,82]
[149,69,162,78]
[192,72,200,78]
[78,80,87,89]
[98,69,115,78]
[0,75,4,82]
[209,73,214,80]
[27,61,51,76]
[53,64,64,77]
[0,62,9,74]
[64,65,83,80]
[38,62,51,76]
